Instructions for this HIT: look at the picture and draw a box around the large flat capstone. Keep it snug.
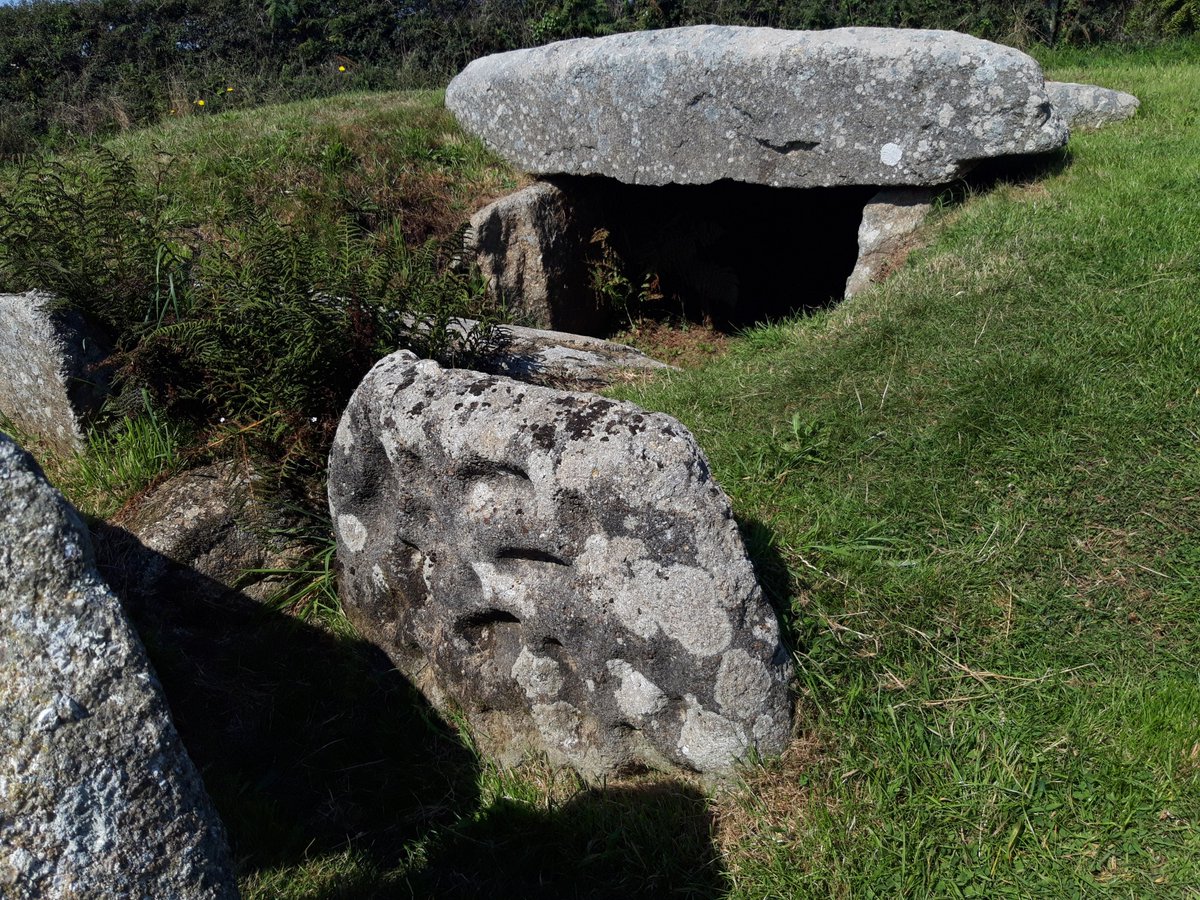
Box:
[446,26,1068,188]
[0,435,236,898]
[328,352,792,777]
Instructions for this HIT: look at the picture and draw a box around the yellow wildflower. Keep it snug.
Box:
[338,65,346,72]
[196,99,205,106]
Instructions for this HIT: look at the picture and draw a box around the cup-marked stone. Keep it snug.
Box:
[328,351,792,777]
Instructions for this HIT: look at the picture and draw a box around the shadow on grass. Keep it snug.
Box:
[411,782,725,900]
[92,522,478,875]
[738,513,803,653]
[946,146,1075,203]
[92,523,728,897]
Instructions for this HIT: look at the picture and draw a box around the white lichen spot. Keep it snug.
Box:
[336,514,367,553]
[512,647,564,701]
[469,561,534,619]
[678,696,748,773]
[464,481,500,522]
[371,564,388,591]
[334,417,355,453]
[577,535,733,655]
[714,649,773,721]
[531,701,582,751]
[607,659,667,721]
[880,142,903,167]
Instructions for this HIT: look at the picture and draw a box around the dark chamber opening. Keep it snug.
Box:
[556,176,876,331]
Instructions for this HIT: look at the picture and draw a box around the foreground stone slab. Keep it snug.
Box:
[0,292,111,456]
[482,321,673,389]
[329,352,792,777]
[0,435,236,897]
[844,187,936,297]
[447,26,1067,188]
[442,316,673,390]
[1046,80,1140,132]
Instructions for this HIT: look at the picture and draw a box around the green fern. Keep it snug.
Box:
[0,147,188,341]
[1157,0,1200,32]
[130,214,493,427]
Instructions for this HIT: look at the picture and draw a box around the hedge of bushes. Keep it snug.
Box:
[0,0,1193,153]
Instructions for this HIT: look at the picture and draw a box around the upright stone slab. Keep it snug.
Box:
[328,352,792,777]
[0,435,237,898]
[844,187,936,297]
[467,181,606,333]
[0,291,111,456]
[447,26,1068,188]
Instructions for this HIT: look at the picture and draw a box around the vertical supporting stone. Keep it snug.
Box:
[844,187,936,298]
[0,291,111,455]
[467,180,607,335]
[0,435,238,898]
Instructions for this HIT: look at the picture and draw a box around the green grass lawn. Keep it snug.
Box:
[5,43,1198,899]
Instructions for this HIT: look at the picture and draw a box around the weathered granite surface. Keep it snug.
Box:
[96,460,306,605]
[482,322,673,389]
[0,291,111,455]
[467,181,605,333]
[329,352,792,777]
[447,26,1067,188]
[1046,80,1140,132]
[0,435,237,898]
[844,187,936,297]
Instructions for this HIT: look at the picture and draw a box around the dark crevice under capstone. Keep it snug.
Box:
[549,175,877,331]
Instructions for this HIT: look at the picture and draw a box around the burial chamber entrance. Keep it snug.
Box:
[469,176,883,337]
[564,177,878,331]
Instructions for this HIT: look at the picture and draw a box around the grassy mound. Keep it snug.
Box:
[104,89,521,247]
[0,90,519,514]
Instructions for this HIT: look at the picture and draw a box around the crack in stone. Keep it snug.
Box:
[755,137,820,154]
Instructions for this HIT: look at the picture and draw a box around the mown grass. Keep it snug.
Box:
[608,44,1200,897]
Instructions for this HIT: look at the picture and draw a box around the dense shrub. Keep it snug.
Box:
[137,216,493,424]
[0,147,187,339]
[0,147,494,467]
[0,0,1185,153]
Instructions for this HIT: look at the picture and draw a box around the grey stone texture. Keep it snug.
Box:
[465,319,673,390]
[0,291,111,456]
[844,187,936,298]
[328,352,792,778]
[467,181,606,332]
[101,459,306,605]
[446,26,1068,188]
[1046,80,1140,132]
[0,435,237,898]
